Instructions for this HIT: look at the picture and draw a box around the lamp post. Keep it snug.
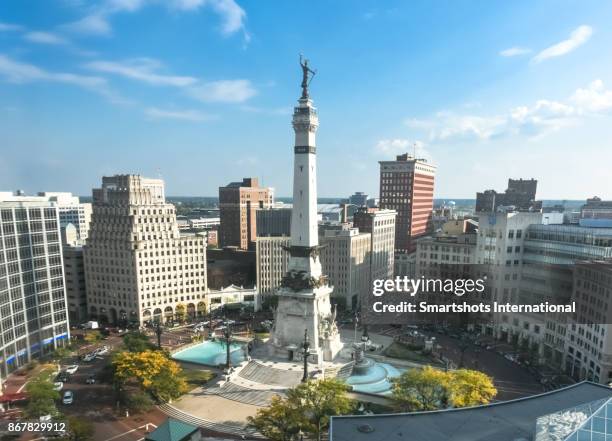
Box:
[223,319,232,372]
[301,329,310,383]
[154,320,163,349]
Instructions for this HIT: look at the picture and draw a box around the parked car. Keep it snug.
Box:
[53,382,63,391]
[85,376,96,385]
[62,391,74,405]
[55,372,69,383]
[95,346,109,355]
[64,365,79,374]
[83,353,96,362]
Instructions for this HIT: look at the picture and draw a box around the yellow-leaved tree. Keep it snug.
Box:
[448,369,497,408]
[113,350,187,401]
[391,366,497,412]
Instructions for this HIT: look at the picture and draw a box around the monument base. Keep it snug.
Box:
[270,284,343,363]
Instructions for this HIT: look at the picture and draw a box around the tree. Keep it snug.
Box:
[247,395,303,441]
[391,367,497,411]
[175,303,186,324]
[84,331,101,344]
[25,376,60,418]
[65,415,94,441]
[123,332,155,353]
[196,301,207,317]
[286,379,354,440]
[122,389,154,413]
[112,350,188,401]
[261,295,278,312]
[248,379,353,441]
[447,369,497,408]
[391,366,450,411]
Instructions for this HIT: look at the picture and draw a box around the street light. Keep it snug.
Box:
[223,318,233,372]
[301,329,310,383]
[154,320,163,349]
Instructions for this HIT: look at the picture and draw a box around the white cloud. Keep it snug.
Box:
[206,0,247,36]
[0,54,128,103]
[406,97,581,142]
[499,47,531,57]
[405,80,612,143]
[532,25,592,63]
[63,14,112,36]
[571,79,612,113]
[0,22,24,32]
[24,31,69,46]
[188,79,256,103]
[86,58,256,103]
[86,59,198,86]
[375,139,430,161]
[63,0,248,40]
[0,54,104,88]
[145,107,214,122]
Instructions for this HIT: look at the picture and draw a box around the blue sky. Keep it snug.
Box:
[1,0,611,199]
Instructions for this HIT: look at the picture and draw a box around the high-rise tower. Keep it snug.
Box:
[270,57,342,363]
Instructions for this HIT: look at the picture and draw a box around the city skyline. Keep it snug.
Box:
[1,1,612,199]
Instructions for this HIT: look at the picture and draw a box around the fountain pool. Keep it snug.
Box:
[172,340,246,367]
[346,361,405,395]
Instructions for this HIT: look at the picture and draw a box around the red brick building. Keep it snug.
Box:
[219,178,273,250]
[379,154,436,253]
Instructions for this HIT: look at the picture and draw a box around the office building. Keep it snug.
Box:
[580,197,612,228]
[320,224,371,309]
[348,192,368,207]
[353,208,396,282]
[379,154,436,253]
[256,236,290,297]
[522,224,612,381]
[37,192,92,242]
[218,178,273,250]
[0,193,70,378]
[475,211,543,343]
[256,207,291,237]
[84,175,208,325]
[475,178,542,213]
[62,223,87,325]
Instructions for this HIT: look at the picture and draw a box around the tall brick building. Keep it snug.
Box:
[218,178,273,250]
[379,154,436,253]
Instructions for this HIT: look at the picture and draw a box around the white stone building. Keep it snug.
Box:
[320,225,371,310]
[83,175,208,325]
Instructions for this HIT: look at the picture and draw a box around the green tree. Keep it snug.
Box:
[123,332,155,353]
[247,395,303,441]
[286,379,354,440]
[122,389,154,413]
[448,369,497,408]
[391,366,450,411]
[25,376,60,418]
[64,415,94,441]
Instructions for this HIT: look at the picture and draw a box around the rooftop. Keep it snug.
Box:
[329,382,612,441]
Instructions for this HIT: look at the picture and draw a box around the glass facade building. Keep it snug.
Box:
[0,197,70,379]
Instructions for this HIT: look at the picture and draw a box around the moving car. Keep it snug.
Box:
[62,390,74,405]
[53,382,63,391]
[64,365,79,374]
[85,375,96,385]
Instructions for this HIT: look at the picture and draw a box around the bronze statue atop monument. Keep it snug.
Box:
[300,54,316,99]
